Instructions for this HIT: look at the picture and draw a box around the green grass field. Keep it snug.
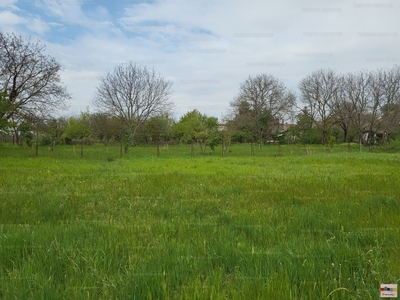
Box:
[0,143,399,299]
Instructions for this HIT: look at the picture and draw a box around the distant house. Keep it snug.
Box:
[279,123,296,132]
[269,122,296,143]
[218,123,227,131]
[361,130,387,145]
[360,118,389,145]
[270,122,295,134]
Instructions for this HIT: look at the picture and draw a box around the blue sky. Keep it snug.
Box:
[1,0,399,121]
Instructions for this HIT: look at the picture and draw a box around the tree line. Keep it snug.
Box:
[1,32,400,153]
[298,68,400,146]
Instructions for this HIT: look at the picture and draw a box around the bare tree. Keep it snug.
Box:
[366,70,385,147]
[379,66,400,141]
[299,69,339,144]
[93,62,174,146]
[0,32,70,123]
[229,74,295,145]
[342,71,372,148]
[332,69,400,147]
[331,75,355,143]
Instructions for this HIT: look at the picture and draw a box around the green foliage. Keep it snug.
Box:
[228,101,256,143]
[88,113,127,144]
[230,129,254,143]
[229,74,295,144]
[0,90,14,130]
[328,135,336,150]
[173,109,203,143]
[295,111,321,144]
[40,117,68,146]
[121,133,131,153]
[88,113,113,142]
[380,103,400,138]
[172,110,220,152]
[136,114,174,144]
[18,122,34,147]
[203,115,220,151]
[62,112,92,142]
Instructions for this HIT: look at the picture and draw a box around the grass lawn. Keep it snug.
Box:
[0,143,399,299]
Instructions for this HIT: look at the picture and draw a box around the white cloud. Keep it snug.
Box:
[0,11,51,36]
[0,0,18,8]
[36,0,89,22]
[28,18,50,35]
[0,10,24,25]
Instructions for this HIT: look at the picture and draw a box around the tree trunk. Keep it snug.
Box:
[15,130,19,145]
[343,127,348,143]
[35,130,39,157]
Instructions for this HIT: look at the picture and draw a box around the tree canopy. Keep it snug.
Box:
[0,32,70,124]
[93,62,174,146]
[229,74,295,144]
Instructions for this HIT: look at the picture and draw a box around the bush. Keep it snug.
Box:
[328,135,336,150]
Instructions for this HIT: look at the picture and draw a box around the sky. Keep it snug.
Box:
[1,0,399,121]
